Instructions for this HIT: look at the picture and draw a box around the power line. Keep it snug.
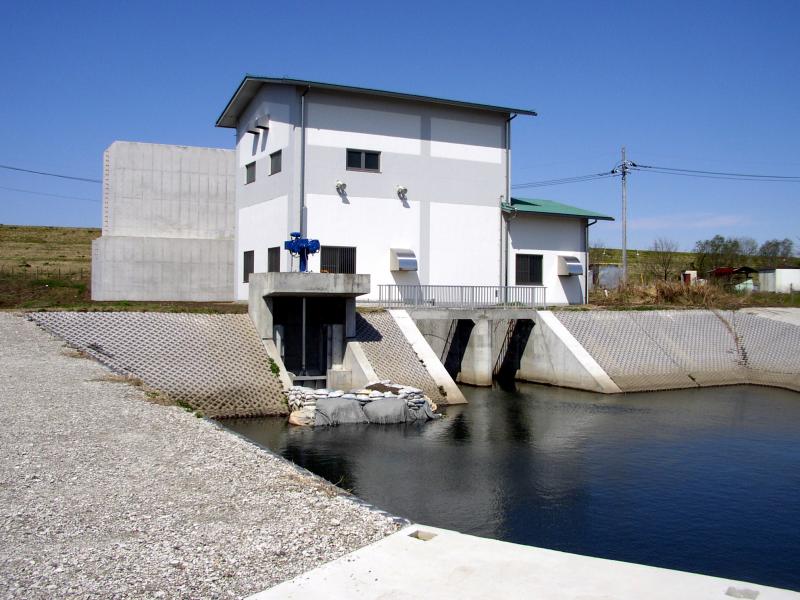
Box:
[0,163,102,183]
[632,165,800,182]
[635,164,800,180]
[512,171,618,189]
[0,185,100,203]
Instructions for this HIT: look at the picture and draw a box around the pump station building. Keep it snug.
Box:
[93,75,612,306]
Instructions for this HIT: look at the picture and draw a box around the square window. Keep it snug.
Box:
[270,150,282,175]
[245,162,256,184]
[515,254,543,285]
[364,151,380,171]
[346,150,362,169]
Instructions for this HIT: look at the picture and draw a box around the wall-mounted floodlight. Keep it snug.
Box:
[335,180,347,193]
[396,185,408,199]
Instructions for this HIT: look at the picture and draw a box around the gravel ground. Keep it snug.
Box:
[0,313,400,599]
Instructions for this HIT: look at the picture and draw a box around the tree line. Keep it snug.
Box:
[591,235,797,283]
[691,235,795,273]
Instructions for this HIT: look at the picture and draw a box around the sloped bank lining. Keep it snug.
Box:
[554,309,800,393]
[27,311,287,417]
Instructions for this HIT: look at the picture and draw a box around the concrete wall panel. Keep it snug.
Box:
[93,236,233,302]
[93,141,236,302]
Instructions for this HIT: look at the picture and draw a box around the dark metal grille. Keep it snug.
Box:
[267,246,280,273]
[321,246,356,274]
[243,250,254,282]
[516,254,543,285]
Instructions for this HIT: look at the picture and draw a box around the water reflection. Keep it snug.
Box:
[222,383,800,591]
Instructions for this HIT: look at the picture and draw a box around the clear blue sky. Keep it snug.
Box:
[1,0,798,251]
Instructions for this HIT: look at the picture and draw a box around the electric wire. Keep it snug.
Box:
[0,163,102,183]
[0,185,100,203]
[635,164,800,180]
[512,171,618,189]
[513,161,800,189]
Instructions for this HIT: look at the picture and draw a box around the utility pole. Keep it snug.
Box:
[620,146,630,285]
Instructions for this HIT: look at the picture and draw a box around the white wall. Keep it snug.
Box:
[236,196,290,300]
[93,141,236,302]
[508,214,587,305]
[304,193,421,299]
[103,141,235,239]
[763,269,800,293]
[92,236,233,301]
[428,202,500,286]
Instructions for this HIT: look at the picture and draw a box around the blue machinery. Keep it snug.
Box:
[284,232,320,273]
[283,232,321,376]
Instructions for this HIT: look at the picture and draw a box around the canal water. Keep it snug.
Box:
[221,383,800,591]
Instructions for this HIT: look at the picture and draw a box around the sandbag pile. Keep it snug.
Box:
[285,381,439,427]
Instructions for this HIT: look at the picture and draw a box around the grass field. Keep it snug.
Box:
[0,224,244,312]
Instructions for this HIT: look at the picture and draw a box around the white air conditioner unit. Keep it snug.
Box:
[390,248,418,271]
[557,255,583,276]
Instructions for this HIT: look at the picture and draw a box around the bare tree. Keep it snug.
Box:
[650,237,679,281]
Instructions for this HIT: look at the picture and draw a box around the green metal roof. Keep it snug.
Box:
[216,75,538,128]
[503,197,614,221]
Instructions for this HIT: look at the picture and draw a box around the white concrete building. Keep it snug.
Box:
[216,76,611,306]
[93,78,612,306]
[91,141,235,301]
[505,198,613,304]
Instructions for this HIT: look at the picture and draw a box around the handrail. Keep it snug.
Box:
[376,284,546,310]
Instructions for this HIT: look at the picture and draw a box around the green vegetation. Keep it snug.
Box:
[588,233,799,309]
[587,281,800,310]
[268,357,281,377]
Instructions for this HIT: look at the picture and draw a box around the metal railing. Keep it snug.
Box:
[377,284,546,310]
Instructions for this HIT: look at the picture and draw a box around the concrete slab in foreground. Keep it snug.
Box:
[249,525,799,600]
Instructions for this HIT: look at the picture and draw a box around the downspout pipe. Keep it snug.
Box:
[585,219,597,304]
[299,86,310,236]
[502,113,517,287]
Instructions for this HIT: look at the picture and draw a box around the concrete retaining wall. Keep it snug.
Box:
[92,236,233,301]
[92,141,236,302]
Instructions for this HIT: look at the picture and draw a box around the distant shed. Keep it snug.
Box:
[758,268,800,293]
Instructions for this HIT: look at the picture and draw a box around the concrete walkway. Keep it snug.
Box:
[0,313,398,599]
[250,525,799,599]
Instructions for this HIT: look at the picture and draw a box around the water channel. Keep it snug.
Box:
[221,383,800,591]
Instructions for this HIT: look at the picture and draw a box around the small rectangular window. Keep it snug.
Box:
[243,250,255,283]
[270,150,282,175]
[267,246,280,273]
[321,246,357,274]
[515,254,543,285]
[346,150,362,169]
[346,149,380,172]
[245,162,256,184]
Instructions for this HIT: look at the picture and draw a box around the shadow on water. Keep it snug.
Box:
[221,383,800,591]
